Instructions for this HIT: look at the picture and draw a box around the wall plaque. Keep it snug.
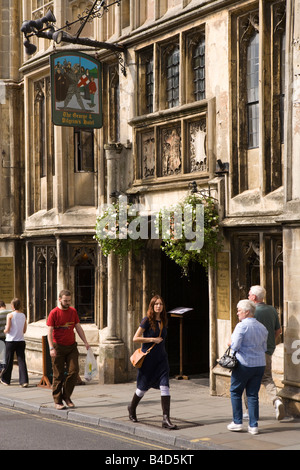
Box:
[216,252,230,320]
[0,257,14,303]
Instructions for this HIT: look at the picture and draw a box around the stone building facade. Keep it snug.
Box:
[0,0,299,416]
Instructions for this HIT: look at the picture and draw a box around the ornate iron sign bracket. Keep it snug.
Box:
[21,0,126,76]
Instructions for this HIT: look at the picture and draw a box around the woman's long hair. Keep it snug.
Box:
[147,295,168,330]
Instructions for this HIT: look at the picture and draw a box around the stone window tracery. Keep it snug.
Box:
[34,245,57,321]
[231,1,286,196]
[134,28,208,183]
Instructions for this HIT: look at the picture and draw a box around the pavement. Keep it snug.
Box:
[0,370,299,451]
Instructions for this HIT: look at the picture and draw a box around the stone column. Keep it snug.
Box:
[56,237,68,294]
[104,143,123,341]
[104,143,123,201]
[99,143,126,383]
[106,253,120,341]
[278,0,300,417]
[280,227,300,417]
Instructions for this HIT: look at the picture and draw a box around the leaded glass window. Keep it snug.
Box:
[194,37,205,101]
[74,129,94,172]
[146,55,154,113]
[166,46,180,108]
[75,265,95,324]
[247,32,259,149]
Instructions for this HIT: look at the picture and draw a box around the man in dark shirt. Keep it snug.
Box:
[248,285,285,420]
[0,300,11,341]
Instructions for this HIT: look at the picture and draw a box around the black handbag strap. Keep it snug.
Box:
[226,347,236,357]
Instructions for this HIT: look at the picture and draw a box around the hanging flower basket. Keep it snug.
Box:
[94,199,146,268]
[156,193,223,276]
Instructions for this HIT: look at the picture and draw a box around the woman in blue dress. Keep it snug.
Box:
[128,295,177,429]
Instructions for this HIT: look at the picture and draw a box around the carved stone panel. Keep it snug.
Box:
[71,246,96,266]
[141,130,155,178]
[189,119,207,173]
[161,125,181,176]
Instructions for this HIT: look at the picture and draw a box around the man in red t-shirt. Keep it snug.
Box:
[47,289,90,410]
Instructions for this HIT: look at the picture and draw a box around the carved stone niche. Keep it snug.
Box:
[189,119,207,173]
[161,124,182,176]
[141,130,155,179]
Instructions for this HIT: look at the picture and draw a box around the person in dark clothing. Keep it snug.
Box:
[128,295,177,430]
[248,285,285,420]
[0,300,11,342]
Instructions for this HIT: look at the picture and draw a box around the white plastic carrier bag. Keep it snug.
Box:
[84,348,98,382]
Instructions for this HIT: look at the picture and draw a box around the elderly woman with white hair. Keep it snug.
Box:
[227,299,268,435]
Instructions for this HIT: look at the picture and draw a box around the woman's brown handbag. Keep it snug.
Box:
[130,347,150,368]
[130,322,162,368]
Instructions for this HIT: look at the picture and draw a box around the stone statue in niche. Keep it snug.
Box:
[162,127,181,176]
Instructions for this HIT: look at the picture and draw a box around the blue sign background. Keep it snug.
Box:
[50,51,102,129]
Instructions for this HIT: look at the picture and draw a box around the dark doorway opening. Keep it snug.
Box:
[161,252,209,376]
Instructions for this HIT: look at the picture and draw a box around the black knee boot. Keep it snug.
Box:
[161,395,178,430]
[128,393,142,422]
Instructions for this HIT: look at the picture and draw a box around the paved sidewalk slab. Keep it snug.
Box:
[0,371,299,450]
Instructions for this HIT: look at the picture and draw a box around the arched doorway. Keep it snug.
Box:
[161,252,209,376]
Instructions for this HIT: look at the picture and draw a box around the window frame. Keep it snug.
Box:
[133,28,208,185]
[75,265,95,324]
[230,2,286,197]
[166,44,180,109]
[271,2,286,192]
[192,34,206,103]
[230,231,283,337]
[71,245,97,324]
[74,128,95,173]
[34,245,57,322]
[34,78,54,180]
[137,47,154,116]
[246,31,260,149]
[158,39,180,111]
[137,28,206,116]
[31,76,55,214]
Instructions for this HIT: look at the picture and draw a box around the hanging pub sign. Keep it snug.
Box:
[50,51,102,129]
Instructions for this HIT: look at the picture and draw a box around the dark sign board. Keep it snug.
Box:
[167,307,194,317]
[50,51,102,129]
